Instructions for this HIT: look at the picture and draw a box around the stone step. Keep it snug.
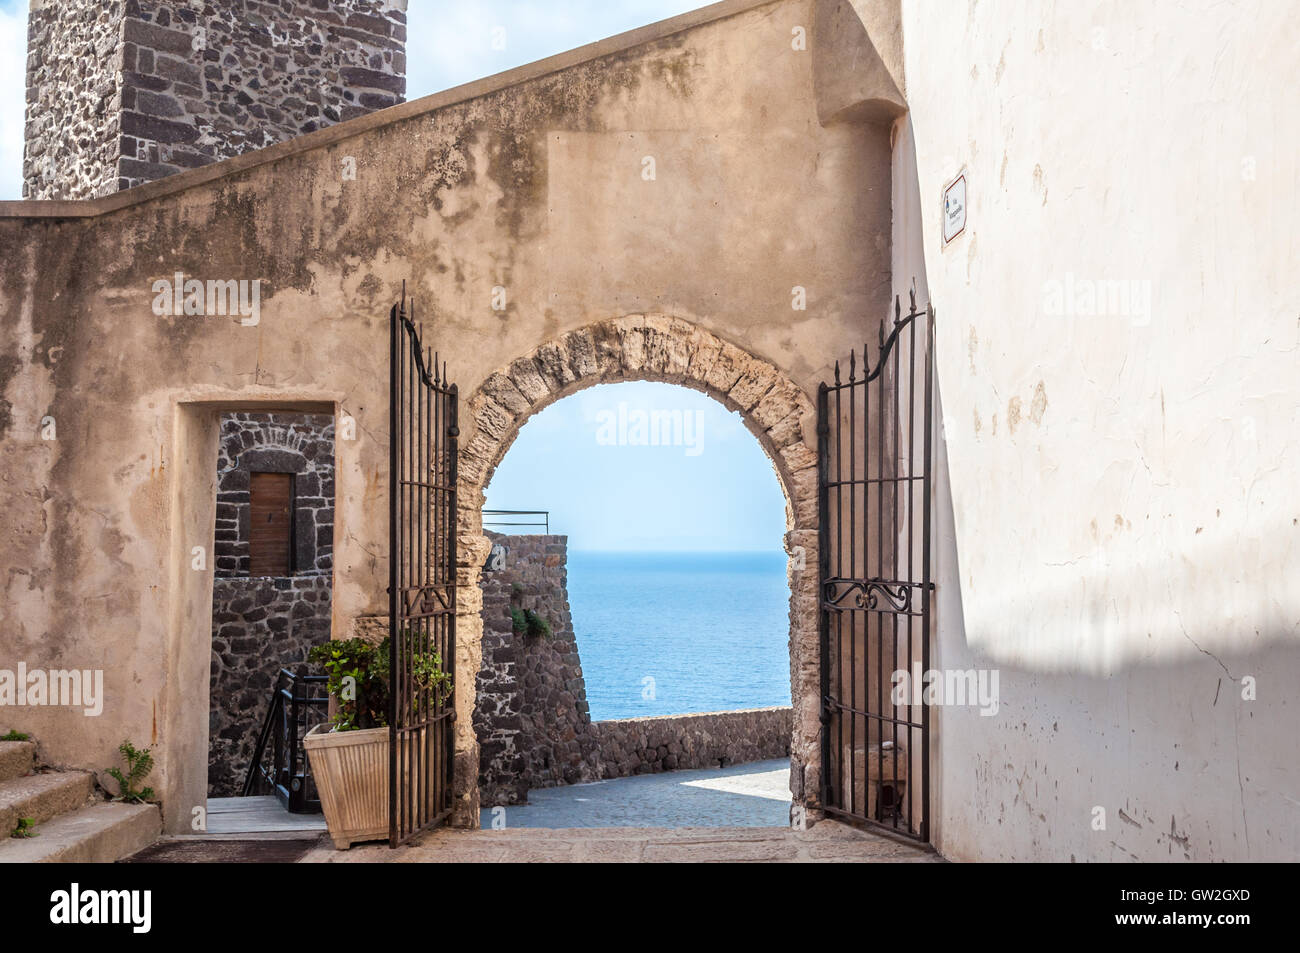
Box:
[0,801,160,863]
[0,741,36,783]
[0,771,95,836]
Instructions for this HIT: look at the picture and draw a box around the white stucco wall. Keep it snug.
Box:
[895,0,1299,860]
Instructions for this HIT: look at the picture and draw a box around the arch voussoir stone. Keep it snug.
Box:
[506,357,552,405]
[480,371,532,415]
[560,327,601,379]
[534,340,577,391]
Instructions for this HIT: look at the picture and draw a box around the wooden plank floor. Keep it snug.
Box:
[202,796,327,836]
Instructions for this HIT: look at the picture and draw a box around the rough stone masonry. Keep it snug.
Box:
[24,0,408,199]
[475,532,603,804]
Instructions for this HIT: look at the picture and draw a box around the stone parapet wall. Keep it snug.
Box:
[591,707,792,779]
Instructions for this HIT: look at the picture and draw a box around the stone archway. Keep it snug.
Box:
[450,315,822,825]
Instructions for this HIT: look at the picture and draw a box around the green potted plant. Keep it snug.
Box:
[303,633,451,849]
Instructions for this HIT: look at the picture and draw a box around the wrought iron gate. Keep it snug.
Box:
[817,291,934,841]
[389,294,458,846]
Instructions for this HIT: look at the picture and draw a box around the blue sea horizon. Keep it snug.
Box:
[566,549,792,721]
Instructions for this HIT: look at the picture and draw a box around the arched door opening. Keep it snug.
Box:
[456,317,820,829]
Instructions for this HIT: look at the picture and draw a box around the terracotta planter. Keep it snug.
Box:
[303,724,389,849]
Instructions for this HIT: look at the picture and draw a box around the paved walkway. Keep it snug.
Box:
[130,763,939,863]
[303,821,937,863]
[479,758,793,829]
[301,761,938,862]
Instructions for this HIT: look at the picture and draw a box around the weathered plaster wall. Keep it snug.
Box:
[0,0,892,832]
[895,0,1300,860]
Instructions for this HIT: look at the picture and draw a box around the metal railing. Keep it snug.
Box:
[482,509,549,533]
[241,668,329,814]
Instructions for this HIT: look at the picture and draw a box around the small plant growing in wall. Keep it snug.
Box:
[107,740,155,803]
[510,606,552,640]
[10,817,37,839]
[0,730,29,742]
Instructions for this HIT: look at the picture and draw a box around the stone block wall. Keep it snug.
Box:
[22,0,124,200]
[475,533,602,805]
[214,412,335,576]
[208,574,331,796]
[24,0,408,199]
[207,411,335,797]
[591,707,792,779]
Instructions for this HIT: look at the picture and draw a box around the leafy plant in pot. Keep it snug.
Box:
[302,633,451,849]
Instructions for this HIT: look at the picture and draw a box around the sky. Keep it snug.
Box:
[0,0,711,200]
[0,1,780,553]
[0,0,24,200]
[484,382,787,552]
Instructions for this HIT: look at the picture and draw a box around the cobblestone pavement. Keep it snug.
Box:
[302,820,939,863]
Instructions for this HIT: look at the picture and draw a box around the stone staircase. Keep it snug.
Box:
[0,737,160,863]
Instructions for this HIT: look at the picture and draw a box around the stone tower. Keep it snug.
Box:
[23,0,408,200]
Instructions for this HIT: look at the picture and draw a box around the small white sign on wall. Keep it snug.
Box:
[942,173,967,245]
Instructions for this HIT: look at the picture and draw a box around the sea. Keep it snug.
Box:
[565,550,792,721]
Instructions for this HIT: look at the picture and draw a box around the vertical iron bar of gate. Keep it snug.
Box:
[920,305,934,842]
[446,381,459,819]
[849,352,857,818]
[816,384,830,814]
[388,299,401,846]
[905,307,916,834]
[889,314,900,827]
